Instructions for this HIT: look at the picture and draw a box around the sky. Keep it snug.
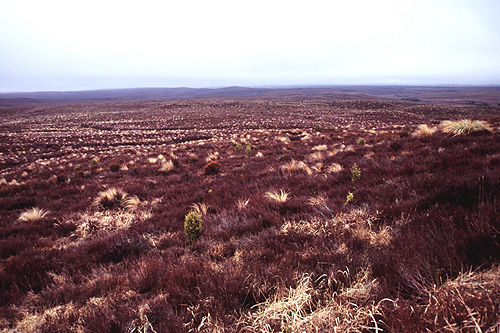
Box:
[1,0,500,92]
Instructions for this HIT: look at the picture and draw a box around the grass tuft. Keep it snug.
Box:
[93,188,128,210]
[412,124,437,137]
[327,163,343,173]
[265,190,290,203]
[123,195,140,213]
[190,202,208,216]
[159,160,174,173]
[19,207,50,222]
[236,198,250,210]
[441,119,492,135]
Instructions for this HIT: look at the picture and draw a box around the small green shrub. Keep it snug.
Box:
[345,192,354,205]
[184,211,202,242]
[351,163,361,182]
[245,143,252,155]
[356,137,366,145]
[399,126,412,138]
[235,143,243,152]
[204,161,221,175]
[315,125,323,131]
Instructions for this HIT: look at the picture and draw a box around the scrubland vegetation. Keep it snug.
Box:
[1,98,500,332]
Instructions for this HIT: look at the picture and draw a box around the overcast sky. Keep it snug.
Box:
[1,0,500,92]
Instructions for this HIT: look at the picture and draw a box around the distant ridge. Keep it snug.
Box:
[1,86,500,107]
[0,87,275,107]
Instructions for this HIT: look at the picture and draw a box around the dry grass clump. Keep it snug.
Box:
[312,144,328,151]
[309,151,324,161]
[236,198,250,210]
[281,159,312,175]
[265,190,290,203]
[205,151,219,162]
[19,207,50,222]
[412,124,437,137]
[242,275,317,332]
[326,163,342,173]
[122,195,140,213]
[241,272,383,332]
[384,266,500,332]
[441,119,492,135]
[307,195,327,207]
[92,188,129,210]
[158,160,174,173]
[190,202,208,216]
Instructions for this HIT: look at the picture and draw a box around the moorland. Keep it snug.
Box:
[1,87,500,332]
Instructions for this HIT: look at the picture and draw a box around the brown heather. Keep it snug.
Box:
[1,95,500,332]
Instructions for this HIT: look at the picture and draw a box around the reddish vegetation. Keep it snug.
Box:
[203,161,221,175]
[1,96,500,331]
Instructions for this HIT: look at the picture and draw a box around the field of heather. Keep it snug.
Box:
[1,98,500,332]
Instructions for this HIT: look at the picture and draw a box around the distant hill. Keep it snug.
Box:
[1,85,500,107]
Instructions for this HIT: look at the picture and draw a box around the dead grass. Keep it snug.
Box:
[158,160,174,173]
[412,124,437,136]
[441,119,493,135]
[327,162,342,173]
[190,203,208,216]
[264,190,290,203]
[241,271,384,332]
[383,265,500,332]
[92,188,128,210]
[19,207,50,222]
[281,159,312,175]
[236,198,250,210]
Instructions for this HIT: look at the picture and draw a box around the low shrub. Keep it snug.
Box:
[204,161,221,175]
[399,126,413,137]
[345,192,354,205]
[109,162,121,172]
[93,188,128,210]
[184,211,202,242]
[351,163,361,182]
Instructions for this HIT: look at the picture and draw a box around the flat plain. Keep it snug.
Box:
[1,87,500,332]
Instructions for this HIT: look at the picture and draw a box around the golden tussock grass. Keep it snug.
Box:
[236,198,250,210]
[326,163,342,173]
[281,159,312,175]
[158,160,174,172]
[264,190,290,203]
[92,188,128,210]
[190,202,208,216]
[241,271,383,332]
[19,207,50,222]
[412,124,437,137]
[441,119,493,135]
